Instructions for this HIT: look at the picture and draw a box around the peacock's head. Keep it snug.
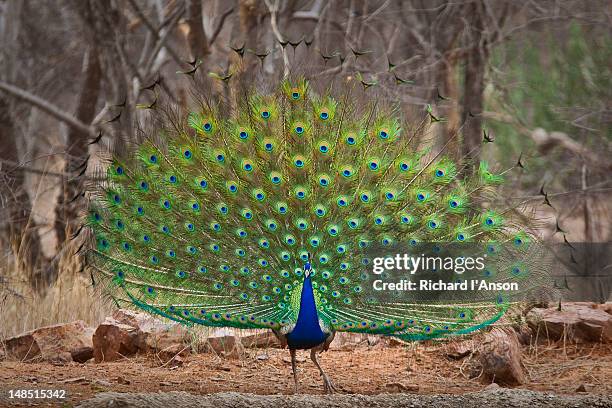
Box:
[304,252,312,278]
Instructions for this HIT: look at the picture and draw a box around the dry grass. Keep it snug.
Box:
[0,254,111,339]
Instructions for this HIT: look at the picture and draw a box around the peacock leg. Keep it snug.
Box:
[290,348,299,394]
[310,348,337,394]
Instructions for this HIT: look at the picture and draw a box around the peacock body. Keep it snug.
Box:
[85,52,548,392]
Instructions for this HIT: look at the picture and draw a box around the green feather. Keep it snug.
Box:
[86,69,548,342]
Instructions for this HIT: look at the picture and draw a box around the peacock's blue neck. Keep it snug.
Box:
[286,271,328,350]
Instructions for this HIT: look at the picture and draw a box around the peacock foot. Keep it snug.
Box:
[322,373,337,394]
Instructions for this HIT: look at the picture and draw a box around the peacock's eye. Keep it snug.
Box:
[261,110,270,119]
[291,92,299,99]
[320,111,329,120]
[184,150,192,159]
[379,130,388,139]
[435,169,444,177]
[116,166,124,175]
[239,131,248,139]
[203,122,212,132]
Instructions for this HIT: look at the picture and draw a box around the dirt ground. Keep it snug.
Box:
[0,342,611,407]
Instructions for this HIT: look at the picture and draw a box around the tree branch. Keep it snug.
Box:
[208,6,234,46]
[264,0,289,78]
[126,0,184,66]
[0,80,95,139]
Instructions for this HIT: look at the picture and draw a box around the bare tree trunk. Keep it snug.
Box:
[461,1,488,170]
[0,96,44,289]
[53,48,102,251]
[186,0,210,60]
[434,56,460,158]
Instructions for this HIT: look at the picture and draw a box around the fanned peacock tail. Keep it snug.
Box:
[84,50,551,342]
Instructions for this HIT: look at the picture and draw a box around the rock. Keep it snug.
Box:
[156,343,189,365]
[256,353,269,361]
[478,328,526,385]
[93,379,113,387]
[92,309,191,362]
[595,302,612,315]
[60,377,90,384]
[204,335,245,359]
[115,376,131,385]
[526,302,612,343]
[3,321,94,363]
[575,384,587,393]
[387,337,407,347]
[485,383,501,390]
[92,318,140,362]
[240,331,281,348]
[111,309,190,353]
[384,382,419,392]
[446,340,474,360]
[329,332,366,349]
[367,335,380,346]
[162,353,185,368]
[513,325,534,345]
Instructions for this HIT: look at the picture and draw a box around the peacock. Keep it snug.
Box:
[84,44,550,394]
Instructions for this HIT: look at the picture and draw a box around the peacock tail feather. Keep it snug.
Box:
[85,51,550,341]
